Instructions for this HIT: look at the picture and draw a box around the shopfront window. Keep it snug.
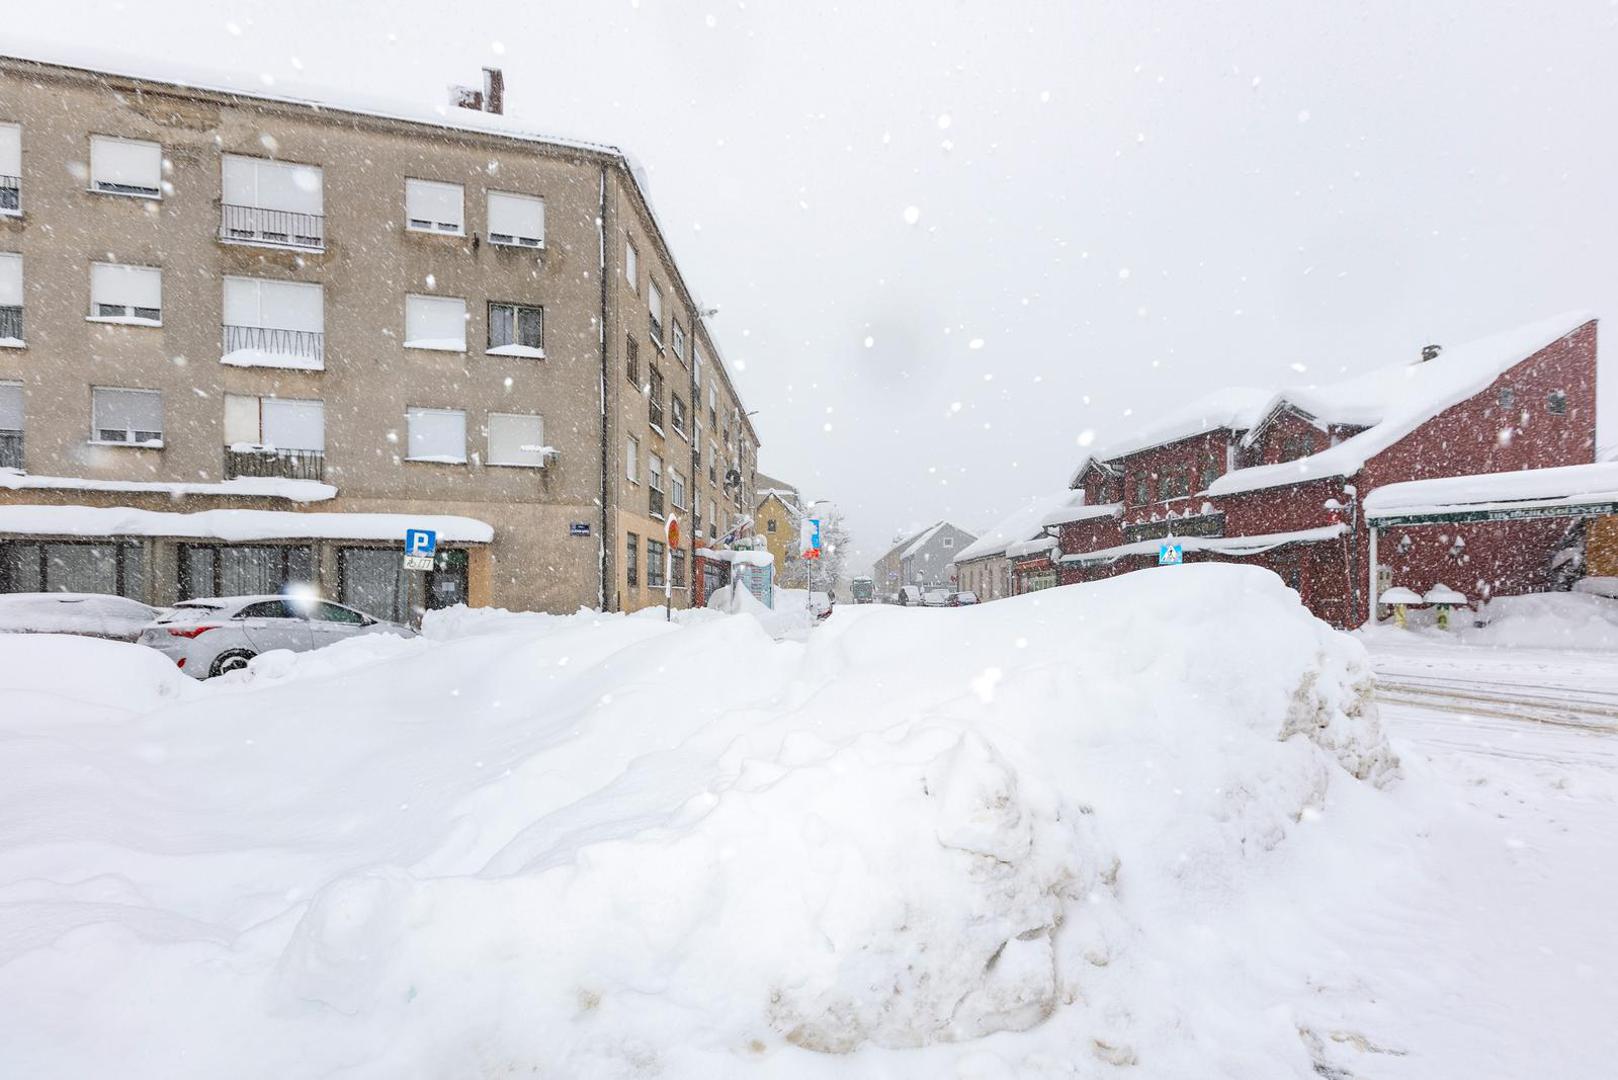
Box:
[0,540,144,598]
[178,544,313,599]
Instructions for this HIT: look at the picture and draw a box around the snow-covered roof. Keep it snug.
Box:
[0,471,335,502]
[953,491,1083,565]
[1363,461,1618,521]
[0,505,494,543]
[1060,524,1346,565]
[1004,535,1060,560]
[756,489,801,515]
[1209,312,1595,497]
[1069,387,1273,486]
[901,522,947,560]
[1041,502,1125,529]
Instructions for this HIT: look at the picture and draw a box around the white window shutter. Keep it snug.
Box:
[262,398,325,451]
[222,277,259,327]
[223,393,260,445]
[91,263,162,310]
[0,254,20,306]
[649,282,663,324]
[405,179,464,232]
[260,280,323,332]
[94,388,162,436]
[222,155,256,204]
[407,408,466,461]
[0,124,19,177]
[90,136,162,194]
[488,413,545,466]
[405,295,466,350]
[487,191,544,245]
[0,382,22,431]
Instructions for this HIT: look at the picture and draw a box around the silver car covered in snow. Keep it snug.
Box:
[137,595,415,678]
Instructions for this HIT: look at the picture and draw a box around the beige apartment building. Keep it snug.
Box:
[0,52,759,618]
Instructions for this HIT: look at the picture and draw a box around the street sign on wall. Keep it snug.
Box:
[1158,541,1184,566]
[403,528,438,572]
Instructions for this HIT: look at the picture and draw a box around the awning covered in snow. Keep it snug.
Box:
[1060,524,1347,565]
[0,470,335,502]
[0,505,494,543]
[1364,461,1618,526]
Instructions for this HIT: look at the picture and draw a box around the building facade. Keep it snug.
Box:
[871,521,977,596]
[1051,315,1598,627]
[0,52,759,618]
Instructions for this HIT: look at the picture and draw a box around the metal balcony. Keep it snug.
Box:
[220,204,325,251]
[222,324,325,366]
[224,445,326,481]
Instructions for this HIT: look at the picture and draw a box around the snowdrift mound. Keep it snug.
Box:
[1465,590,1618,650]
[0,564,1395,1077]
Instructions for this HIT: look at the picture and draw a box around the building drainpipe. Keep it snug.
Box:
[1366,523,1379,628]
[597,164,612,612]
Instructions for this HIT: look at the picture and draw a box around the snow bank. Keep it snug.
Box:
[1464,590,1618,650]
[0,564,1396,1077]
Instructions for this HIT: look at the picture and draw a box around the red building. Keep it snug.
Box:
[1047,313,1599,627]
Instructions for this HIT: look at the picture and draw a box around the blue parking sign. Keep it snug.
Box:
[405,529,438,557]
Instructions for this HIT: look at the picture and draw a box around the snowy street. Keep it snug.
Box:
[2,566,1616,1077]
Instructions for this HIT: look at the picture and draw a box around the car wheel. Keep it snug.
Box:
[209,649,256,678]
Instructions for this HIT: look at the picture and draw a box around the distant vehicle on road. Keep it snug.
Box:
[922,588,952,608]
[851,576,875,604]
[897,585,925,606]
[950,591,979,606]
[0,593,164,642]
[138,595,415,678]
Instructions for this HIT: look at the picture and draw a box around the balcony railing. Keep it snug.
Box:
[0,430,21,470]
[0,306,20,342]
[649,486,665,517]
[224,445,326,481]
[220,204,325,251]
[223,324,325,366]
[0,176,18,213]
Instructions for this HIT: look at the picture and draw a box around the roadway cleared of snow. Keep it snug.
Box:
[0,567,1613,1077]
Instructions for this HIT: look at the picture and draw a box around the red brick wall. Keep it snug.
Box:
[1115,430,1231,525]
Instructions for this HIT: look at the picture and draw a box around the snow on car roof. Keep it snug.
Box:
[953,490,1083,564]
[1208,311,1594,497]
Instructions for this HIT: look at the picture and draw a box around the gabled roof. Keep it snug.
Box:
[1068,387,1273,487]
[1209,311,1595,497]
[901,522,948,559]
[953,490,1083,564]
[756,489,801,516]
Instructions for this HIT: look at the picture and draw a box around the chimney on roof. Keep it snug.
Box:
[449,68,505,115]
[1420,343,1443,363]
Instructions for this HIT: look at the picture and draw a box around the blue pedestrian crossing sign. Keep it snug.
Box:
[405,529,438,557]
[1158,541,1183,566]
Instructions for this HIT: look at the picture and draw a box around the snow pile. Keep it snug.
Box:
[0,564,1397,1077]
[0,591,158,640]
[1464,590,1618,650]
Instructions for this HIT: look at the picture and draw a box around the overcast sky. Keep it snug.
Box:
[17,1,1618,567]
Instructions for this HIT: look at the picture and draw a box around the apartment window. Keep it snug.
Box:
[671,394,687,437]
[91,387,163,446]
[0,381,21,470]
[0,253,20,344]
[222,277,324,369]
[1159,466,1191,500]
[626,335,640,386]
[488,302,543,356]
[672,322,687,363]
[626,532,639,586]
[405,407,467,463]
[0,123,18,214]
[223,395,325,480]
[648,281,664,343]
[405,295,467,352]
[89,263,161,324]
[221,154,324,250]
[487,412,548,467]
[649,453,664,517]
[766,518,777,533]
[1199,455,1220,491]
[709,384,717,428]
[1497,386,1516,409]
[709,498,719,539]
[648,363,665,429]
[487,190,544,247]
[942,535,954,549]
[625,240,638,292]
[405,178,464,234]
[1547,390,1568,415]
[694,348,704,390]
[89,136,162,198]
[1133,474,1151,505]
[626,434,640,483]
[672,548,687,590]
[646,539,666,588]
[671,469,687,510]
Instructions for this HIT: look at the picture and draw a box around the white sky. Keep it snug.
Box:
[16,1,1618,567]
